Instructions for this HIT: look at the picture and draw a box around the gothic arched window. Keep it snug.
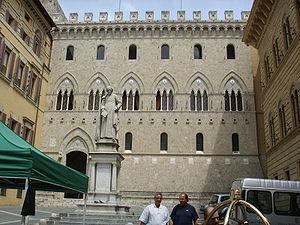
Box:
[224,90,230,111]
[122,91,127,110]
[128,91,133,110]
[161,44,169,59]
[156,91,161,110]
[196,133,203,151]
[203,90,208,111]
[168,90,174,111]
[230,90,236,111]
[62,90,68,110]
[97,45,105,60]
[56,90,62,110]
[190,90,195,110]
[66,45,74,60]
[226,44,235,59]
[237,90,243,111]
[129,44,137,60]
[94,90,100,110]
[134,91,139,110]
[160,133,168,151]
[232,133,239,152]
[88,90,94,110]
[162,90,167,110]
[196,90,202,111]
[194,44,202,59]
[68,90,74,110]
[125,132,132,150]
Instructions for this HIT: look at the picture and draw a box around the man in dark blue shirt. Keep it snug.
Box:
[170,192,200,225]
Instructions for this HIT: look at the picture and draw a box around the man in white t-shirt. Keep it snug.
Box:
[139,192,170,225]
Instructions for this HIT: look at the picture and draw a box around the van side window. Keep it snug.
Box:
[246,190,272,214]
[274,192,300,216]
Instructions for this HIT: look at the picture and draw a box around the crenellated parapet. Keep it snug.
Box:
[51,11,249,39]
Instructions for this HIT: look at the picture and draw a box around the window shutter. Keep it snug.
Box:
[26,70,32,96]
[35,76,41,102]
[21,65,29,91]
[7,51,15,79]
[13,57,20,82]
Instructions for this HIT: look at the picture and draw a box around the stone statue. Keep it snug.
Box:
[96,86,122,142]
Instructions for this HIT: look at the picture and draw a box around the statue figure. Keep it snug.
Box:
[96,86,122,142]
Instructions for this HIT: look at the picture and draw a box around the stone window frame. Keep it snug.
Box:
[160,132,168,151]
[196,133,204,152]
[290,85,300,127]
[125,132,133,151]
[96,45,105,60]
[278,101,288,138]
[161,44,170,59]
[232,133,239,153]
[226,44,235,59]
[128,44,137,60]
[194,44,202,59]
[66,45,74,61]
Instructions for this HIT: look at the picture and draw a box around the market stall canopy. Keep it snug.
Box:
[0,122,88,193]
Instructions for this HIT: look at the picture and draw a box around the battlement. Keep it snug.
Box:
[53,10,250,24]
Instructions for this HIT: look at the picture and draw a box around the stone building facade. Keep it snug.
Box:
[0,0,55,205]
[41,1,263,209]
[243,0,300,181]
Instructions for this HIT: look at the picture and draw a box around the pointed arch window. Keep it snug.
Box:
[232,133,239,153]
[66,45,74,60]
[269,115,276,146]
[279,104,287,137]
[134,91,139,110]
[224,90,230,111]
[190,90,195,110]
[168,90,174,110]
[94,90,100,110]
[226,44,235,59]
[203,90,208,111]
[160,133,168,151]
[291,89,300,126]
[125,132,132,150]
[88,90,94,110]
[237,90,243,111]
[96,45,105,60]
[161,44,169,59]
[68,90,74,110]
[128,91,133,110]
[231,90,237,111]
[62,90,68,110]
[283,16,292,49]
[196,133,203,151]
[56,90,62,110]
[194,44,202,59]
[129,44,137,60]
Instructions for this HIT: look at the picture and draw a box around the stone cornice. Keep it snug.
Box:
[242,0,275,48]
[52,20,247,39]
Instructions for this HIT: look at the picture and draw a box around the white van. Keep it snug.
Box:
[231,178,300,225]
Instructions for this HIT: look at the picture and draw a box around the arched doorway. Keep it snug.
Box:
[64,151,87,198]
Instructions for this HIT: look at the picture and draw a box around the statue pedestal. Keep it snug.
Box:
[79,139,129,214]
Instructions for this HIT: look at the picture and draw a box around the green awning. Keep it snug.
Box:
[0,121,88,193]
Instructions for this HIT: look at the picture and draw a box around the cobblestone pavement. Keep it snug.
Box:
[0,205,75,225]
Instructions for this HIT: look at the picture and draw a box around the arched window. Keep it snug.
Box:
[168,90,174,111]
[196,90,202,111]
[161,44,169,59]
[264,55,272,81]
[122,91,127,110]
[128,91,133,110]
[56,90,62,110]
[156,91,161,110]
[94,90,100,110]
[162,90,167,110]
[125,132,132,150]
[230,90,236,111]
[66,45,74,60]
[68,90,74,110]
[134,91,139,110]
[194,44,202,59]
[190,90,195,110]
[203,90,208,111]
[237,90,243,111]
[269,114,276,146]
[196,133,203,151]
[96,45,105,60]
[273,38,280,66]
[279,104,287,137]
[160,133,168,151]
[291,89,300,126]
[232,133,239,152]
[129,44,137,60]
[62,90,68,110]
[226,44,235,59]
[283,17,292,49]
[224,90,230,111]
[88,90,94,110]
[33,30,41,56]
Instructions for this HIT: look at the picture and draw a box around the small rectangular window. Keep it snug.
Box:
[246,190,272,214]
[274,192,300,216]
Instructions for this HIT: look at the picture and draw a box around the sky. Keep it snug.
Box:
[58,0,254,21]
